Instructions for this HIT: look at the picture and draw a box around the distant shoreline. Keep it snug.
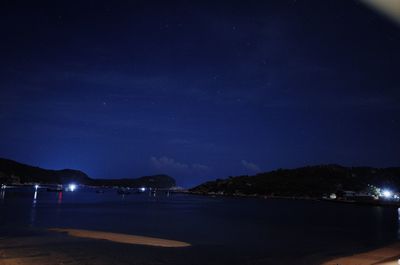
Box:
[187,191,400,207]
[4,184,400,208]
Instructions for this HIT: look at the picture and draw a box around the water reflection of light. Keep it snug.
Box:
[148,189,156,197]
[33,190,37,205]
[31,190,38,225]
[0,189,5,201]
[57,192,63,204]
[397,208,400,240]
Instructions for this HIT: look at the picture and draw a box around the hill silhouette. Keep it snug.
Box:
[0,158,176,188]
[190,165,400,197]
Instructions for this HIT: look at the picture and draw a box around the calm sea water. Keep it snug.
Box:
[0,187,399,264]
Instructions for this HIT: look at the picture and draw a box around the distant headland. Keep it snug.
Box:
[190,164,400,204]
[0,157,176,189]
[2,157,400,204]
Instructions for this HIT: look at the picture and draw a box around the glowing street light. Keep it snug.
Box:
[382,189,393,198]
[68,183,77,192]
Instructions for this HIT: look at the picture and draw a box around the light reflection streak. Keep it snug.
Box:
[0,190,5,201]
[397,208,400,240]
[57,191,63,204]
[30,190,38,225]
[33,190,37,205]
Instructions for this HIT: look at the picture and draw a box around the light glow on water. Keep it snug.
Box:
[33,190,37,205]
[57,191,63,204]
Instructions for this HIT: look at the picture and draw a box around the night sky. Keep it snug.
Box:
[1,0,399,187]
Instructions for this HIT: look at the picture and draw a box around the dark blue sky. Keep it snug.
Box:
[0,0,399,187]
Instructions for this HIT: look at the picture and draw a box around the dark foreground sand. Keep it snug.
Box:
[0,230,195,265]
[0,228,246,265]
[2,227,396,265]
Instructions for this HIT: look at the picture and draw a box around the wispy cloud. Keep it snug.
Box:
[192,163,210,171]
[150,156,209,173]
[241,160,260,173]
[150,156,189,171]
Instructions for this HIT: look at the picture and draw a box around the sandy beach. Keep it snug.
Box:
[49,228,191,248]
[0,228,196,265]
[1,227,398,265]
[321,243,400,265]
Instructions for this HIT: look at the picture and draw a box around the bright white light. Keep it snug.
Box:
[35,185,39,190]
[140,187,146,192]
[69,184,77,192]
[382,190,393,198]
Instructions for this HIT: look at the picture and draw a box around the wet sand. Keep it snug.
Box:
[321,243,400,265]
[49,228,191,248]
